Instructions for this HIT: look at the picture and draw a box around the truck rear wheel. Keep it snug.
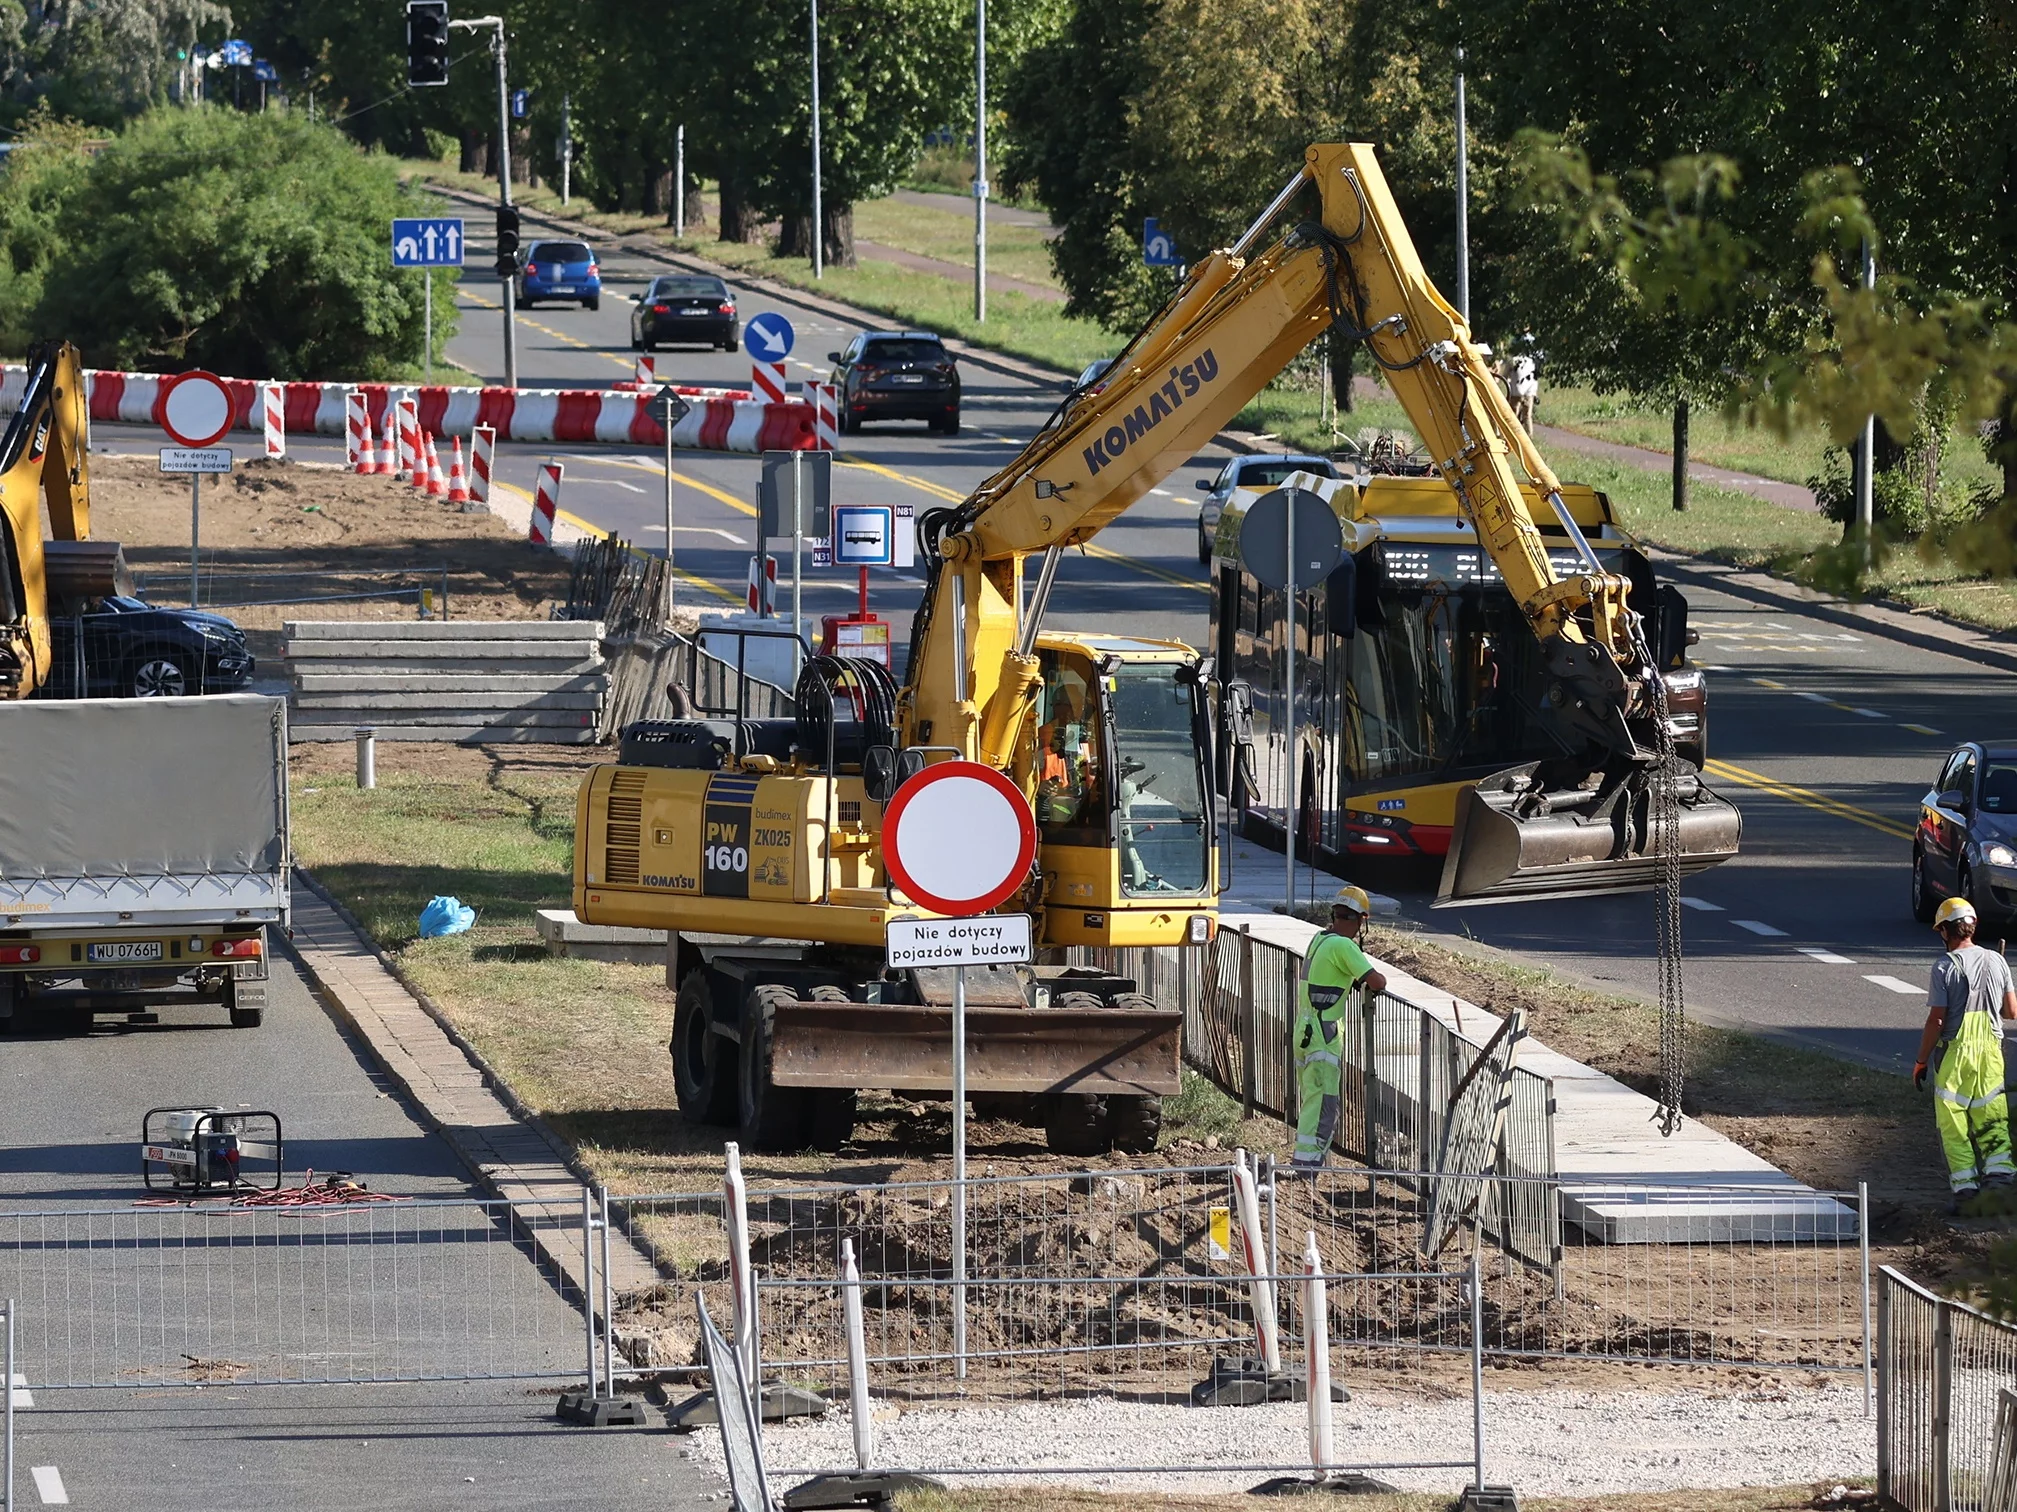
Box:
[804,986,858,1152]
[227,976,265,1029]
[1044,1093,1110,1157]
[672,971,739,1125]
[740,983,812,1152]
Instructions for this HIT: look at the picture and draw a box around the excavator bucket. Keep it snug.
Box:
[1435,762,1743,907]
[768,1000,1183,1097]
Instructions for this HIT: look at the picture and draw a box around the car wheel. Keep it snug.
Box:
[1913,847,1939,924]
[132,656,188,697]
[630,332,643,351]
[585,297,599,312]
[1961,862,1983,926]
[941,410,960,436]
[1197,524,1212,566]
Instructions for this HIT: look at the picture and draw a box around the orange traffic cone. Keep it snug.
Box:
[353,411,375,476]
[424,432,446,498]
[371,413,394,475]
[447,438,471,504]
[407,425,428,488]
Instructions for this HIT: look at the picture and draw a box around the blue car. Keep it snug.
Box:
[515,238,601,310]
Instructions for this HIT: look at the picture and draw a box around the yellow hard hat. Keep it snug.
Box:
[1936,896,1978,929]
[1333,885,1371,917]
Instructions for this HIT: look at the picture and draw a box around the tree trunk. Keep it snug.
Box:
[459,129,487,176]
[823,203,855,269]
[777,211,812,259]
[718,174,764,243]
[1330,334,1356,415]
[1672,397,1689,511]
[644,162,672,216]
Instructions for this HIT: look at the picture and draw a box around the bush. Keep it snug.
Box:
[28,106,453,381]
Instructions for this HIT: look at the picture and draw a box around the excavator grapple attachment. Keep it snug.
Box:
[768,999,1183,1097]
[1435,762,1743,907]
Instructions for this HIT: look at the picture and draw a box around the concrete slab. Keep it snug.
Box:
[285,619,607,640]
[537,908,669,965]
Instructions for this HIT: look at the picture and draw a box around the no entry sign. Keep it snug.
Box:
[881,760,1036,916]
[160,370,236,448]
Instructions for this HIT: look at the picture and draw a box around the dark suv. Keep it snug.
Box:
[631,275,738,352]
[41,595,254,699]
[827,332,960,435]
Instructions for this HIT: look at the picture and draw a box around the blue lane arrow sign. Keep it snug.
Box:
[391,217,465,268]
[744,310,795,361]
[1143,217,1182,267]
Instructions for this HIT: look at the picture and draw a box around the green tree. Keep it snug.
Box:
[35,106,452,379]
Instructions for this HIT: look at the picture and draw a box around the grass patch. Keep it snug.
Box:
[895,1481,1874,1512]
[853,195,1060,291]
[1161,1067,1245,1148]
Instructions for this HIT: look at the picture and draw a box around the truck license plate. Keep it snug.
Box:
[88,941,162,963]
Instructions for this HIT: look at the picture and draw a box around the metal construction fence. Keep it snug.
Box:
[598,625,799,739]
[1881,1266,2017,1511]
[1072,928,1561,1274]
[139,565,454,617]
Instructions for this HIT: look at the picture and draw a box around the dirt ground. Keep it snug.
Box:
[85,452,568,654]
[892,1484,1874,1512]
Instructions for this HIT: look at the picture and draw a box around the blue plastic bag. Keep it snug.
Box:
[418,895,475,938]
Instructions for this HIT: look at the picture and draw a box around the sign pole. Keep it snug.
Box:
[189,473,201,608]
[664,414,675,613]
[1284,495,1296,916]
[424,267,433,384]
[791,452,804,647]
[952,961,967,1382]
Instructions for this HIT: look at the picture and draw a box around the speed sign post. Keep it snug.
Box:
[881,760,1036,1380]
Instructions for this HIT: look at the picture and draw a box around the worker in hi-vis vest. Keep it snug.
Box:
[1914,895,2017,1210]
[1292,886,1387,1170]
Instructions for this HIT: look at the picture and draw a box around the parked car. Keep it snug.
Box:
[631,275,738,352]
[41,595,255,699]
[1074,357,1114,393]
[1195,453,1342,564]
[827,331,960,434]
[516,238,601,310]
[1915,742,2017,928]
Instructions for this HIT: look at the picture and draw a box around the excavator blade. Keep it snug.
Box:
[42,540,131,604]
[769,1000,1183,1097]
[1434,762,1743,907]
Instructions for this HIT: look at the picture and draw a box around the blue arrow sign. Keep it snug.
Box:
[391,217,465,268]
[511,88,530,119]
[1143,217,1182,267]
[252,58,277,82]
[220,38,252,65]
[744,311,795,361]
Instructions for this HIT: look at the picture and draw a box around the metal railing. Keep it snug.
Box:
[598,626,800,739]
[1072,929,1561,1274]
[1881,1266,2017,1510]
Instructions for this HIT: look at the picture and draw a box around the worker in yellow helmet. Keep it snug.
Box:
[1913,896,2017,1211]
[1291,885,1387,1171]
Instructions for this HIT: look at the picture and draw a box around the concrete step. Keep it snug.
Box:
[535,908,667,965]
[286,641,605,663]
[293,690,604,711]
[293,673,605,694]
[1561,1183,1861,1243]
[290,706,598,728]
[288,655,608,676]
[284,619,606,640]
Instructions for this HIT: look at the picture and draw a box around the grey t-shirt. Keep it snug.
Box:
[1930,944,2014,1042]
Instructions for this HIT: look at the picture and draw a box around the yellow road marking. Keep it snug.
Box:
[1703,758,1916,841]
[490,479,740,603]
[1082,541,1209,595]
[460,286,633,373]
[840,457,966,502]
[1749,676,1786,688]
[562,453,755,516]
[1904,723,1942,737]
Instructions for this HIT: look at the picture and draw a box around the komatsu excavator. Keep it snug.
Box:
[574,144,1742,1154]
[0,340,129,696]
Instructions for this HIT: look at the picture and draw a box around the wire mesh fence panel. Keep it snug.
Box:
[136,566,452,617]
[38,599,257,700]
[0,1198,589,1388]
[1880,1268,2017,1512]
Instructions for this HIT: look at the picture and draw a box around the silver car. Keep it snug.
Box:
[1194,453,1341,565]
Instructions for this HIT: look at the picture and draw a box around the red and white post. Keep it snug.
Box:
[530,461,562,546]
[634,355,656,387]
[751,360,788,405]
[397,395,420,482]
[1233,1153,1282,1375]
[745,554,777,615]
[261,382,285,459]
[812,382,839,451]
[344,388,365,471]
[469,424,495,506]
[1303,1230,1333,1478]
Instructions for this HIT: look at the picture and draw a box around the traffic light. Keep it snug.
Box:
[495,205,521,276]
[406,0,450,87]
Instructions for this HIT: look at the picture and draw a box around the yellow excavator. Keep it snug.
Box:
[574,143,1741,1153]
[0,340,128,697]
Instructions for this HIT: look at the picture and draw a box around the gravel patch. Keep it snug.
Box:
[688,1382,1874,1497]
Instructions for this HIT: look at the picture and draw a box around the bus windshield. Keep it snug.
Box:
[1107,665,1209,896]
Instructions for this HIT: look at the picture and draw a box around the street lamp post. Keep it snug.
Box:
[810,0,824,279]
[1454,45,1470,324]
[974,0,988,321]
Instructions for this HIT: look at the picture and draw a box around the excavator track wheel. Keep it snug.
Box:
[672,971,740,1125]
[1043,992,1114,1157]
[740,982,814,1153]
[1106,994,1165,1154]
[804,985,859,1152]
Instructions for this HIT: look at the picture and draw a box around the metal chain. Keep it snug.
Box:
[1645,650,1687,1136]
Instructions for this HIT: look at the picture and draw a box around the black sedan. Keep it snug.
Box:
[828,331,960,434]
[1915,741,2017,927]
[631,275,739,352]
[42,595,255,699]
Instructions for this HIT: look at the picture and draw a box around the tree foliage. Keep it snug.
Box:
[26,107,449,378]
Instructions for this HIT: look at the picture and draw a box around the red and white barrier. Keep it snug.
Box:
[5,366,820,455]
[262,382,285,459]
[812,381,839,451]
[344,388,365,470]
[470,424,495,505]
[746,554,777,615]
[397,395,420,482]
[530,462,562,547]
[751,360,788,405]
[634,355,656,386]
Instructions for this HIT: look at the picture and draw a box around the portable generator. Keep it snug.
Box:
[141,1106,283,1193]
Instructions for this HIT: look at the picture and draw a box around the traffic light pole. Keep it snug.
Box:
[453,15,517,388]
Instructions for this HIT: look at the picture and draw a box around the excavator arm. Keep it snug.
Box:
[0,341,119,699]
[903,143,1738,903]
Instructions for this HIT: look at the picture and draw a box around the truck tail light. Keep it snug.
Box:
[212,938,262,959]
[0,945,39,964]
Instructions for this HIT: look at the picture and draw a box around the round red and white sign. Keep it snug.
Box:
[160,370,236,448]
[882,760,1037,917]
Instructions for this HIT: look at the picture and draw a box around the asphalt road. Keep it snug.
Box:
[0,952,710,1509]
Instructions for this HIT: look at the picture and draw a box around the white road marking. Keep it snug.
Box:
[1850,707,1885,718]
[10,1371,32,1407]
[1904,724,1942,737]
[602,479,647,493]
[1797,947,1856,965]
[1864,974,1924,996]
[32,1466,68,1504]
[1793,691,1831,702]
[1732,919,1789,936]
[639,525,747,542]
[1679,896,1725,912]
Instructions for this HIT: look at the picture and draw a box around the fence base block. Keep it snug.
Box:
[1249,1472,1400,1496]
[1457,1487,1520,1511]
[555,1391,650,1427]
[666,1382,831,1432]
[783,1472,946,1511]
[1191,1354,1350,1407]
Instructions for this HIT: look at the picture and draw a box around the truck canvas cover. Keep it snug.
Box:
[0,694,289,927]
